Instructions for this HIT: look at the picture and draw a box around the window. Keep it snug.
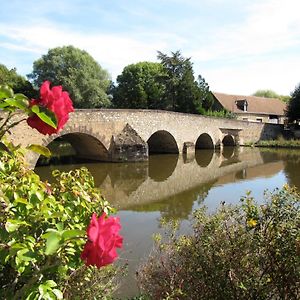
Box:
[269,115,279,124]
[235,99,248,112]
[256,118,263,122]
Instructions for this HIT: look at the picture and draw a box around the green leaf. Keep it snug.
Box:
[52,289,63,299]
[5,97,29,110]
[14,93,29,101]
[55,223,64,232]
[17,248,36,262]
[5,219,29,232]
[31,105,58,129]
[25,291,39,300]
[44,231,62,255]
[0,85,14,99]
[44,280,57,288]
[26,144,52,158]
[0,101,10,108]
[62,229,85,240]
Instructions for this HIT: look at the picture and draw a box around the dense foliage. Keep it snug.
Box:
[112,51,216,115]
[138,186,300,299]
[287,83,300,123]
[0,145,119,299]
[0,64,36,98]
[199,108,236,119]
[252,89,290,103]
[0,84,122,299]
[157,50,207,114]
[112,62,165,109]
[28,46,111,108]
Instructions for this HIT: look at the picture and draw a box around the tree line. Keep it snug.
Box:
[1,45,299,122]
[0,46,214,115]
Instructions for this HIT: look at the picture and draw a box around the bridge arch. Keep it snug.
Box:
[222,135,235,147]
[195,133,214,149]
[147,130,179,154]
[35,132,109,167]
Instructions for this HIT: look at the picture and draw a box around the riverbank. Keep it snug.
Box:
[247,138,300,149]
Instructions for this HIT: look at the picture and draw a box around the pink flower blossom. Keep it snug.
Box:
[27,81,74,135]
[81,212,123,268]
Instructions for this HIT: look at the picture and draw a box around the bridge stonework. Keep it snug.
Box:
[7,109,283,167]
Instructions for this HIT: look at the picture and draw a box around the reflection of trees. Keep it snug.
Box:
[259,148,300,190]
[259,149,282,163]
[148,154,178,182]
[126,180,215,221]
[284,154,300,190]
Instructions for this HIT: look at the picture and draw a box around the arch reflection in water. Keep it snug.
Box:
[222,146,238,160]
[196,133,214,149]
[147,130,179,154]
[148,154,179,182]
[195,149,214,167]
[35,147,299,219]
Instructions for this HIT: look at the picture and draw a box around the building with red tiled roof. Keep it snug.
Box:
[212,92,286,124]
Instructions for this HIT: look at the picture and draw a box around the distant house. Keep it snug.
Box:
[212,92,286,124]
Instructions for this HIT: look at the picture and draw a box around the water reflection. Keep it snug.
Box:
[35,147,300,221]
[148,154,178,182]
[35,147,300,298]
[126,180,215,221]
[195,149,214,167]
[262,148,300,188]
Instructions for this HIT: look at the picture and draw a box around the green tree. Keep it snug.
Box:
[0,64,36,98]
[112,62,165,109]
[157,50,205,113]
[197,75,214,110]
[286,83,300,123]
[253,89,290,102]
[28,46,111,108]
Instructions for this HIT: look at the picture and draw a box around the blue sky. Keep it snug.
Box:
[1,0,300,95]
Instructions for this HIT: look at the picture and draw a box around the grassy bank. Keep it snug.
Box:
[249,138,300,149]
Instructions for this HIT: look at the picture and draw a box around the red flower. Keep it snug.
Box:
[81,212,123,268]
[27,81,74,135]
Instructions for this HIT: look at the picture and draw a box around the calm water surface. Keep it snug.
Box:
[36,147,300,297]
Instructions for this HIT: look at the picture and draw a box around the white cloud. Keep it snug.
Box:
[0,0,299,94]
[189,0,300,61]
[202,55,300,95]
[0,22,168,79]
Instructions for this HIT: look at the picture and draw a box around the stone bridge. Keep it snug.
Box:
[8,109,283,167]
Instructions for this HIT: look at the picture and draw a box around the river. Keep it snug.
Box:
[35,147,300,297]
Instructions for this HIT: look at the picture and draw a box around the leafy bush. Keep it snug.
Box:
[138,186,300,299]
[198,108,236,119]
[0,145,119,299]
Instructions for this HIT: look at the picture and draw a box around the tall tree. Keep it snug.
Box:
[0,64,36,98]
[157,50,204,113]
[112,62,165,109]
[286,84,300,123]
[28,46,111,108]
[197,75,214,110]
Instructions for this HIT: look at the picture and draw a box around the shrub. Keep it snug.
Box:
[0,83,123,299]
[138,186,300,299]
[0,145,121,299]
